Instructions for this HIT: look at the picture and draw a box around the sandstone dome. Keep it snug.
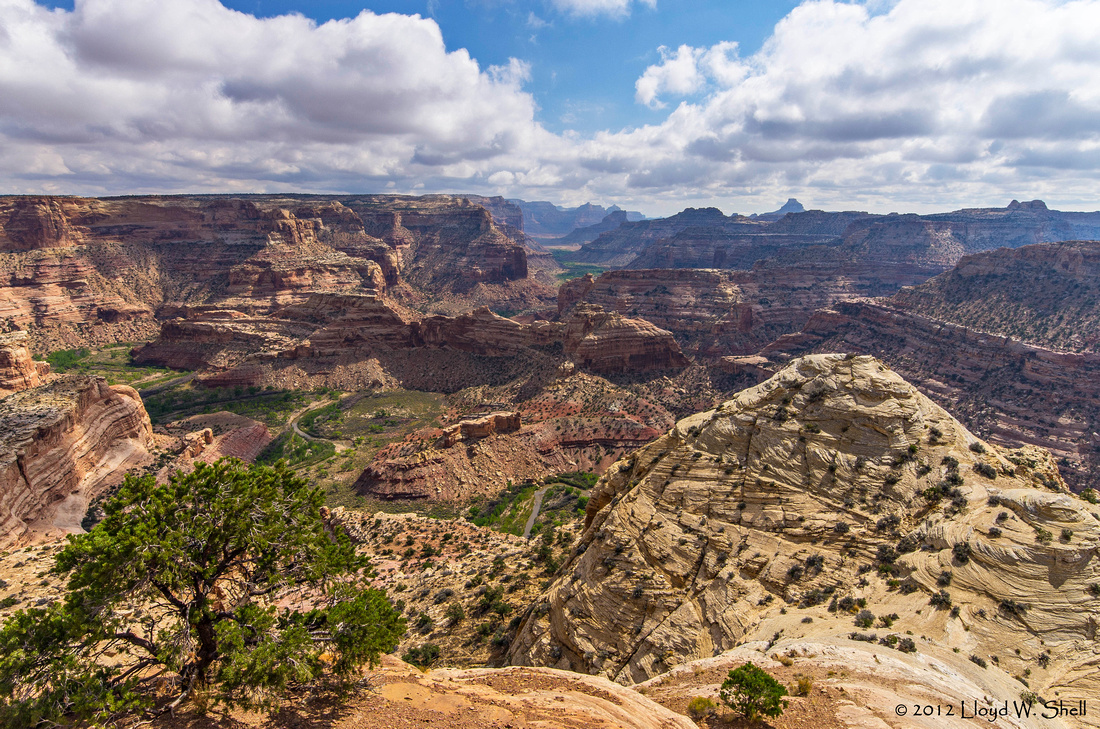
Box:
[509,354,1100,710]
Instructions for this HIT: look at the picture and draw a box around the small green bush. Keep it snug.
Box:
[686,696,717,719]
[719,662,788,721]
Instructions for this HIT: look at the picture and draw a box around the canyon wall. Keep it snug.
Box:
[761,300,1100,488]
[0,194,547,352]
[0,375,154,547]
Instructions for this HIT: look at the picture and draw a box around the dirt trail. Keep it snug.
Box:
[523,487,549,538]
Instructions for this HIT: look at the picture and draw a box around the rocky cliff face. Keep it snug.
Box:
[0,375,154,547]
[563,304,689,373]
[0,194,549,352]
[0,331,49,395]
[509,355,1098,704]
[891,240,1100,353]
[760,299,1100,489]
[558,263,932,359]
[135,294,689,388]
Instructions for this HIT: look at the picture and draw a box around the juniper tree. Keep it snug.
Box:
[0,459,404,727]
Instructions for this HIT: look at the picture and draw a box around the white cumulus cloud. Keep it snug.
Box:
[3,0,1100,214]
[612,0,1100,211]
[0,0,560,193]
[547,0,656,19]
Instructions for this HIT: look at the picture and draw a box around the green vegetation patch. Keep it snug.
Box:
[143,385,317,426]
[37,344,180,387]
[551,249,607,281]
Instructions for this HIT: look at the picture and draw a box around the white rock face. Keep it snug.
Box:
[508,355,1100,711]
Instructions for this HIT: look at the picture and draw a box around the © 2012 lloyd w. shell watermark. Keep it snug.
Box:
[894,699,1087,721]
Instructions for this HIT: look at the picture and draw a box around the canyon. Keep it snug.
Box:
[0,194,554,353]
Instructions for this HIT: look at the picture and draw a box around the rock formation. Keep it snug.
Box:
[565,200,1100,273]
[509,354,1099,708]
[0,375,154,547]
[0,331,49,395]
[564,304,690,373]
[0,194,553,352]
[135,294,689,389]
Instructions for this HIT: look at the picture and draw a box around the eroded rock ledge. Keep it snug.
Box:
[0,375,153,547]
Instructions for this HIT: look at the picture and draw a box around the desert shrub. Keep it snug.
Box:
[794,675,813,696]
[988,526,1002,538]
[849,632,877,642]
[937,571,953,587]
[897,637,917,653]
[719,662,788,721]
[403,643,441,668]
[999,599,1029,617]
[445,603,465,624]
[1060,528,1074,542]
[930,590,952,609]
[969,442,986,454]
[834,521,850,534]
[952,542,972,564]
[970,655,988,668]
[854,610,875,628]
[974,462,997,479]
[1034,528,1053,544]
[687,696,717,720]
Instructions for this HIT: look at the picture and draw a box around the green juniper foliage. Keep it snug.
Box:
[719,661,789,721]
[0,459,405,727]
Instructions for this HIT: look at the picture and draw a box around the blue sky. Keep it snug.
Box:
[7,0,1100,215]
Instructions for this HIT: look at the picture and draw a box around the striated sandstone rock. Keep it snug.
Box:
[0,375,153,547]
[509,355,1099,705]
[0,331,49,395]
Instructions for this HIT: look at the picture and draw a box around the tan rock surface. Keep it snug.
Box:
[0,330,48,395]
[508,355,1100,713]
[0,375,154,547]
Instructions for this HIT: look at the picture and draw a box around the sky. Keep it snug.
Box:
[3,0,1100,216]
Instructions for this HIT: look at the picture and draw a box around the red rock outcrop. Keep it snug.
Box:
[563,304,689,374]
[435,411,521,448]
[0,331,49,395]
[0,375,154,547]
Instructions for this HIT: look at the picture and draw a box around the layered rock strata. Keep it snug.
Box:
[0,331,49,395]
[0,375,153,547]
[509,355,1099,705]
[0,194,550,351]
[891,240,1100,353]
[135,294,689,385]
